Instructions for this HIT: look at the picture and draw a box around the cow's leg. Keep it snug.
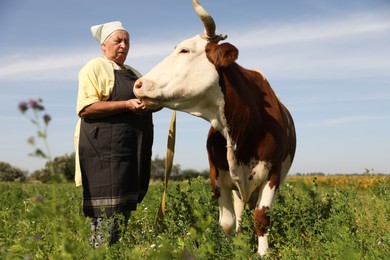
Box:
[233,190,245,232]
[254,174,279,256]
[217,170,236,234]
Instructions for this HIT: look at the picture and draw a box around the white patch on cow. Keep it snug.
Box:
[226,143,237,173]
[217,159,272,236]
[258,235,269,256]
[255,157,293,256]
[217,169,236,234]
[258,181,276,210]
[233,190,245,232]
[233,160,271,203]
[256,180,276,256]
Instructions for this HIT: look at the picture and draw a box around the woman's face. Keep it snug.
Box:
[102,30,130,66]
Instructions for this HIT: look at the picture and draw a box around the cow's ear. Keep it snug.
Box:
[206,42,238,68]
[218,43,239,67]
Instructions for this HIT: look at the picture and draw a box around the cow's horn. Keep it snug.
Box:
[192,0,227,43]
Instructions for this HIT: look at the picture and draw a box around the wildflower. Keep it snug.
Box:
[34,195,44,203]
[33,233,42,241]
[43,114,51,125]
[29,99,44,111]
[18,102,28,113]
[18,98,56,178]
[27,137,35,145]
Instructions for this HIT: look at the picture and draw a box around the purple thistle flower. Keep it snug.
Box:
[18,102,28,113]
[43,114,51,125]
[33,233,42,241]
[34,195,45,202]
[28,99,38,108]
[29,99,44,111]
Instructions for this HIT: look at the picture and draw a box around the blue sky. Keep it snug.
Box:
[1,0,389,174]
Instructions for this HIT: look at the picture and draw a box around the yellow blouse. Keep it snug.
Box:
[74,57,142,186]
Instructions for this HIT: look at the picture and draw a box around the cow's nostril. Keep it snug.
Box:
[134,80,142,89]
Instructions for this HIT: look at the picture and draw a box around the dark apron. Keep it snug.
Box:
[79,69,153,218]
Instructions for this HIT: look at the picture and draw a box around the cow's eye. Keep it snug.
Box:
[179,48,190,54]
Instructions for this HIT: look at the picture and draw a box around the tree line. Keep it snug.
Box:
[0,153,209,183]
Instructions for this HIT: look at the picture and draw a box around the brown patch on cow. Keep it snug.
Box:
[248,188,259,210]
[207,127,228,197]
[254,206,270,237]
[268,172,280,190]
[208,159,218,195]
[207,128,228,171]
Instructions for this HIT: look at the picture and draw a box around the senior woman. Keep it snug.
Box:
[74,21,154,247]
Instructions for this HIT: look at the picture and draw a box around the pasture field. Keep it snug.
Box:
[0,175,389,259]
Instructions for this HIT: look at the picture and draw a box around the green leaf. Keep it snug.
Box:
[37,131,46,138]
[29,149,47,158]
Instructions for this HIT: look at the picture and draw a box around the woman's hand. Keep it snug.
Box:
[79,99,147,118]
[124,98,145,112]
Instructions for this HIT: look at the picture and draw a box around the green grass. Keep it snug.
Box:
[0,175,389,259]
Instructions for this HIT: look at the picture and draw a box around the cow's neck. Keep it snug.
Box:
[219,65,267,163]
[183,87,227,133]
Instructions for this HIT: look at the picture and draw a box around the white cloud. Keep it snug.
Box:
[232,12,390,47]
[301,115,390,128]
[0,42,175,81]
[0,51,95,81]
[0,11,389,82]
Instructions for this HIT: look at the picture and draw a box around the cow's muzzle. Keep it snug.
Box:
[133,79,163,110]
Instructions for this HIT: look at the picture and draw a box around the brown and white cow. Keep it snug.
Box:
[134,0,296,255]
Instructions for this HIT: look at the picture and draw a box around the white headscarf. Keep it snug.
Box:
[91,21,127,44]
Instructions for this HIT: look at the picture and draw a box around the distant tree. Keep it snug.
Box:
[199,169,209,179]
[30,153,75,183]
[51,153,75,181]
[180,169,196,180]
[27,152,209,182]
[29,168,51,183]
[305,172,326,176]
[151,156,181,180]
[0,162,27,182]
[178,169,209,180]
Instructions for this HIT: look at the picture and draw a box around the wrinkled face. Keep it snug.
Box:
[102,30,130,66]
[133,35,222,119]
